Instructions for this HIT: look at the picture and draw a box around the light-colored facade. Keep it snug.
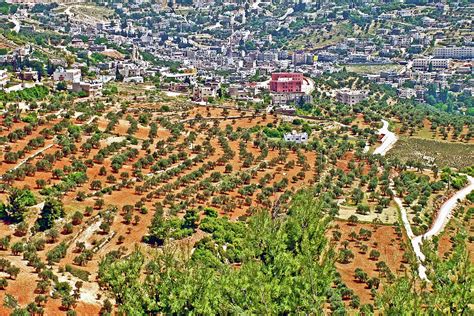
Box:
[0,70,8,88]
[434,46,474,59]
[72,81,103,97]
[53,68,81,83]
[284,131,308,143]
[335,89,368,106]
[413,58,450,70]
[193,86,218,101]
[398,88,417,99]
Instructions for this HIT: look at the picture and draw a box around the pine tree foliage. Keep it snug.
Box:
[98,191,337,314]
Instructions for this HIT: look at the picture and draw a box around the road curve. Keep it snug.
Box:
[373,119,398,156]
[410,175,474,279]
[393,175,474,280]
[373,119,474,280]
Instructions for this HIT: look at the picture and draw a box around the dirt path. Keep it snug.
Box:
[0,143,55,179]
[374,120,474,280]
[406,175,474,280]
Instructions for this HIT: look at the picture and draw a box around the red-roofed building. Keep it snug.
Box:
[270,72,303,93]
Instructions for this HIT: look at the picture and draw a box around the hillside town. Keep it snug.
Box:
[0,0,472,114]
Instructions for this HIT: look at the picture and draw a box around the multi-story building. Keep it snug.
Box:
[398,88,417,99]
[19,68,39,81]
[271,92,312,106]
[72,81,103,97]
[269,72,303,93]
[193,85,219,101]
[412,58,450,70]
[335,89,368,106]
[53,68,81,83]
[434,46,474,59]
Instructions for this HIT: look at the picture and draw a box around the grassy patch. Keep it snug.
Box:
[288,22,352,50]
[387,137,474,169]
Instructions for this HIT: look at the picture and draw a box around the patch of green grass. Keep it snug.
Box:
[387,137,474,169]
[288,22,352,50]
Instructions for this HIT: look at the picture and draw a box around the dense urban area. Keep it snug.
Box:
[0,0,472,314]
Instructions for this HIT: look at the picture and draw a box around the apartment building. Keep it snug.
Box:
[269,72,303,93]
[412,58,450,70]
[0,70,8,88]
[72,81,103,97]
[434,46,474,59]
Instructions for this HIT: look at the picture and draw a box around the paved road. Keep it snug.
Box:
[374,118,474,280]
[409,175,474,280]
[10,17,20,33]
[373,119,398,156]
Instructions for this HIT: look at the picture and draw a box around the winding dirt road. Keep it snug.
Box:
[373,119,474,280]
[406,175,474,280]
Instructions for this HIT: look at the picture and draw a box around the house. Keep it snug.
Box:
[0,70,8,88]
[272,92,312,106]
[274,105,296,115]
[71,38,86,49]
[19,68,38,81]
[398,88,417,99]
[53,68,81,83]
[422,17,436,27]
[193,85,219,101]
[228,84,253,100]
[284,130,308,143]
[123,76,144,83]
[72,81,103,97]
[335,89,368,105]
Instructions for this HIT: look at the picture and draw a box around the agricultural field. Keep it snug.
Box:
[0,98,385,313]
[288,22,353,50]
[387,137,474,169]
[0,86,471,314]
[329,220,408,305]
[437,202,474,264]
[393,119,474,144]
[54,4,114,25]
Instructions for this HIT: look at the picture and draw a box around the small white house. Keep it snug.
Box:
[284,131,308,143]
[0,69,8,88]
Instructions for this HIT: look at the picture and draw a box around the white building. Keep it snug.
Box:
[193,85,218,101]
[335,89,369,106]
[412,58,450,70]
[123,76,144,83]
[422,17,436,27]
[72,81,103,97]
[53,68,81,83]
[284,131,308,143]
[0,70,8,88]
[434,46,474,59]
[398,88,417,99]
